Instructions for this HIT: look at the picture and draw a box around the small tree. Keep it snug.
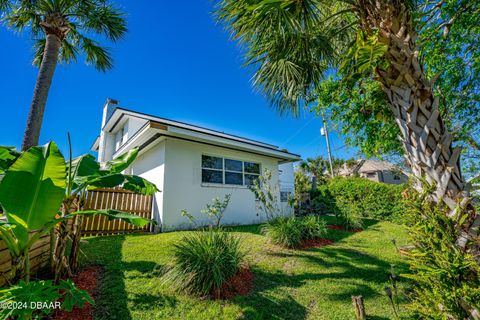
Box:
[0,142,157,284]
[1,0,127,150]
[248,169,280,220]
[299,157,328,189]
[201,194,232,228]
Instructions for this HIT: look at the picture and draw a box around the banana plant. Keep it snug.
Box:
[0,141,158,284]
[54,139,158,279]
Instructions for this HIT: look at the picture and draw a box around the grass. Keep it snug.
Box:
[79,216,412,320]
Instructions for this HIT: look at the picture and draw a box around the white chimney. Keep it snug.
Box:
[98,98,119,162]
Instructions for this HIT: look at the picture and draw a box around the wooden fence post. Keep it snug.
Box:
[352,295,366,320]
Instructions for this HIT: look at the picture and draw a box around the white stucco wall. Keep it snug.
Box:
[161,138,283,230]
[279,162,295,214]
[129,141,166,226]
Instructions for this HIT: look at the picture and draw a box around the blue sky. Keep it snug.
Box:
[0,1,358,161]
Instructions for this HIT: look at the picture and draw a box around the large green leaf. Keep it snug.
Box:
[122,175,159,195]
[0,142,66,236]
[0,146,20,175]
[68,209,156,227]
[70,154,100,179]
[86,173,126,189]
[86,173,159,196]
[103,148,139,174]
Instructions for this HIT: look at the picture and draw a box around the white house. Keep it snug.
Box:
[91,99,300,231]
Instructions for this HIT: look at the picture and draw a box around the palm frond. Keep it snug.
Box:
[80,35,113,71]
[216,0,348,116]
[32,38,46,67]
[0,0,11,11]
[3,0,126,71]
[78,3,127,41]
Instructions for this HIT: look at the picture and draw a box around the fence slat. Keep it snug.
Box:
[81,188,153,237]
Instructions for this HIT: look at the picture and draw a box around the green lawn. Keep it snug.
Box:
[80,216,412,320]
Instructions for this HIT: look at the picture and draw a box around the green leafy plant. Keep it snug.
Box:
[262,216,303,248]
[200,194,232,228]
[403,187,480,319]
[263,215,329,248]
[0,279,93,319]
[248,168,280,220]
[300,215,327,240]
[334,196,364,231]
[0,142,157,283]
[310,177,406,222]
[162,229,245,297]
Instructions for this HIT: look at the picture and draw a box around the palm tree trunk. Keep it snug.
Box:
[21,33,61,151]
[358,1,479,254]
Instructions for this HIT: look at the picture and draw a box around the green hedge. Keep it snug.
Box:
[310,177,406,222]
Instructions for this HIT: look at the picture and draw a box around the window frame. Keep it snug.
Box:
[201,154,261,187]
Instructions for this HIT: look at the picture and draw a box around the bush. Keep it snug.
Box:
[163,229,244,297]
[310,177,406,222]
[403,188,480,319]
[300,215,327,240]
[262,217,303,248]
[334,196,364,230]
[262,216,328,248]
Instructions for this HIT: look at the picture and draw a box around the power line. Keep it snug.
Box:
[283,117,316,145]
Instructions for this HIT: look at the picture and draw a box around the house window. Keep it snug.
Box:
[280,191,291,202]
[201,155,260,186]
[366,172,376,178]
[202,155,223,184]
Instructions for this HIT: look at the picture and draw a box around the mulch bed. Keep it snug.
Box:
[327,224,362,233]
[296,238,334,249]
[53,265,101,320]
[212,266,254,300]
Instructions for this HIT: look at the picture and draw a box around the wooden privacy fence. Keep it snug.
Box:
[81,188,154,236]
[0,188,154,286]
[0,233,50,287]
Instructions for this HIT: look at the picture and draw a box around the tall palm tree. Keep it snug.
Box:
[2,0,127,150]
[300,156,328,189]
[216,0,478,256]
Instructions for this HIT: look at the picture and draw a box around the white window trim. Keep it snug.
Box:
[201,154,261,187]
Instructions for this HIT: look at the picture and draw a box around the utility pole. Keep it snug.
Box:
[320,109,334,177]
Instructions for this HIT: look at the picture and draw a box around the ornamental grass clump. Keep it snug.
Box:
[262,216,303,248]
[300,215,328,240]
[163,229,245,297]
[262,216,328,248]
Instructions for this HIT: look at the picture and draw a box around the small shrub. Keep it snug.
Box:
[201,193,232,228]
[403,188,480,319]
[335,196,364,230]
[263,216,328,248]
[262,216,303,248]
[163,229,244,297]
[301,215,327,240]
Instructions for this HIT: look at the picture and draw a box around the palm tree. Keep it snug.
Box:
[300,156,328,189]
[2,0,127,150]
[216,0,478,256]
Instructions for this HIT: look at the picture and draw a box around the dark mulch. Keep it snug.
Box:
[53,265,101,320]
[212,266,254,300]
[327,224,362,233]
[296,238,334,249]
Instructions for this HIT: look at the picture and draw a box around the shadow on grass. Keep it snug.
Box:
[266,247,408,286]
[79,235,176,320]
[235,246,409,319]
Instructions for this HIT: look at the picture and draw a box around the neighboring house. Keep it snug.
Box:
[91,99,300,230]
[337,159,408,184]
